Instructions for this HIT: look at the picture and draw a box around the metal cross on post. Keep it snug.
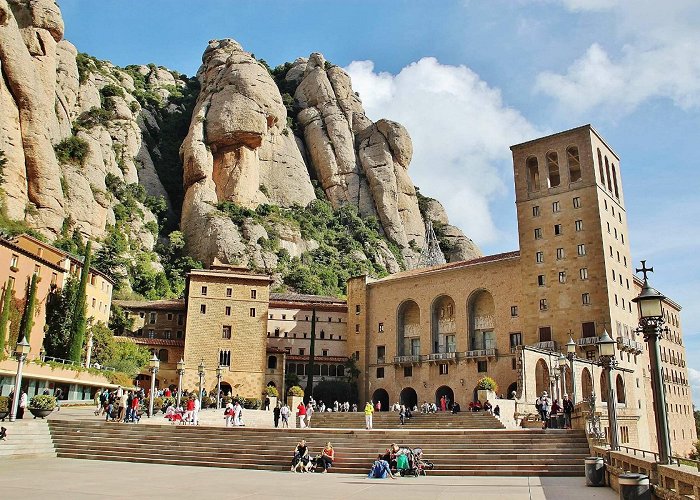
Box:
[636,260,654,282]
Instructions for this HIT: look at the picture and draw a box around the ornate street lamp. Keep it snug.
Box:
[215,365,223,410]
[566,334,577,403]
[632,261,672,464]
[198,359,205,411]
[176,358,186,408]
[597,329,619,451]
[9,336,31,422]
[148,353,160,417]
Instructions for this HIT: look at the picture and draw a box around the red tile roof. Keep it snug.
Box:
[114,336,185,347]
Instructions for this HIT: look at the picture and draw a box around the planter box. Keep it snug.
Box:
[29,408,52,419]
[477,389,496,403]
[0,410,8,421]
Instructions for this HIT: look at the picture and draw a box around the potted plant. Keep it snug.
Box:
[0,396,9,421]
[287,386,304,427]
[476,376,499,404]
[28,395,56,419]
[263,386,279,410]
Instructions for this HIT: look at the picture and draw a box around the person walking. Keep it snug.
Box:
[563,394,574,429]
[273,403,281,428]
[280,403,290,428]
[118,390,128,421]
[264,396,270,411]
[297,401,307,429]
[224,401,234,427]
[305,402,314,428]
[539,391,550,428]
[193,396,201,425]
[364,401,374,430]
[185,397,195,424]
[54,387,63,411]
[17,390,27,419]
[233,400,243,426]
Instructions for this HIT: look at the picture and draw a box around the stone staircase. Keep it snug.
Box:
[0,419,56,459]
[48,419,588,476]
[311,411,505,429]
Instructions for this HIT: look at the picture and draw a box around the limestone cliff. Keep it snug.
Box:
[0,1,481,299]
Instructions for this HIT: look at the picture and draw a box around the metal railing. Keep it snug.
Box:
[426,352,456,361]
[462,348,497,358]
[42,356,115,372]
[617,445,700,471]
[534,340,557,351]
[393,355,421,364]
[616,336,644,353]
[577,336,599,346]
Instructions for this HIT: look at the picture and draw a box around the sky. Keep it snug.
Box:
[58,0,700,401]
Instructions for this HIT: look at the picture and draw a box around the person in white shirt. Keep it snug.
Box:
[224,401,234,427]
[193,397,201,425]
[305,402,314,428]
[233,401,243,426]
[280,404,290,428]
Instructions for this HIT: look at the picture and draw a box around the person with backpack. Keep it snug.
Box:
[563,394,574,429]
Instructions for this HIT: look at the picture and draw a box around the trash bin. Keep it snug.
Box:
[585,456,605,486]
[618,473,650,500]
[549,415,559,428]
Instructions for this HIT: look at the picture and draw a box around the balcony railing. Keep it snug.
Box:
[393,355,421,364]
[577,336,599,347]
[534,340,557,351]
[426,352,457,362]
[377,356,386,364]
[617,336,644,354]
[461,348,497,359]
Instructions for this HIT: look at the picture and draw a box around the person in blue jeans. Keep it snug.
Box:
[368,455,396,479]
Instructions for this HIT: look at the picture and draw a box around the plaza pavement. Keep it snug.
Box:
[0,457,616,500]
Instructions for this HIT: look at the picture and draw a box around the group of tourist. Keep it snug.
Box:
[95,387,141,423]
[535,391,574,429]
[291,439,335,473]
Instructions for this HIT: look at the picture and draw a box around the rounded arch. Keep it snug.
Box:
[220,382,232,396]
[435,385,454,408]
[158,349,169,363]
[266,381,277,388]
[567,145,582,182]
[400,387,418,409]
[267,355,278,370]
[562,365,574,397]
[546,150,561,188]
[535,358,550,397]
[397,300,421,357]
[431,294,456,354]
[581,367,593,401]
[507,382,518,399]
[372,389,390,412]
[526,156,540,192]
[600,371,609,402]
[616,374,626,404]
[467,289,496,351]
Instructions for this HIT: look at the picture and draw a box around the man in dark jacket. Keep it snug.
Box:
[563,394,574,429]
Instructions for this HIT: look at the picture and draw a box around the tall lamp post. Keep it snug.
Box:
[198,359,205,411]
[566,335,577,403]
[9,336,31,422]
[598,330,619,451]
[176,358,185,408]
[632,261,672,464]
[148,353,160,417]
[215,365,223,410]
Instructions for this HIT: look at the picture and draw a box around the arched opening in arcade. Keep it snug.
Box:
[372,389,390,411]
[397,300,421,357]
[220,382,232,396]
[507,382,518,399]
[581,368,593,401]
[562,365,574,397]
[616,374,626,404]
[435,385,454,409]
[467,289,496,351]
[400,387,418,409]
[431,295,456,354]
[535,358,550,396]
[600,372,609,402]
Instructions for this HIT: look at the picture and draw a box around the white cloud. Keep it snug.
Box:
[346,58,540,246]
[534,0,700,114]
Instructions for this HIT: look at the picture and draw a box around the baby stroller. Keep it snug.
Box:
[399,448,435,477]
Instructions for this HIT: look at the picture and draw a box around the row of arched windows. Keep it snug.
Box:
[526,146,581,192]
[596,148,620,199]
[149,348,169,363]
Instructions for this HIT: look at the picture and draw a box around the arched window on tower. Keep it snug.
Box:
[526,157,540,192]
[567,146,581,182]
[267,355,277,369]
[604,156,613,192]
[597,149,605,185]
[546,151,560,188]
[611,163,620,199]
[158,349,169,363]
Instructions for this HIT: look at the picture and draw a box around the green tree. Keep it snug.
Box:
[69,241,92,362]
[108,305,133,335]
[105,340,150,376]
[88,321,116,366]
[43,277,78,359]
[17,273,38,342]
[0,279,13,355]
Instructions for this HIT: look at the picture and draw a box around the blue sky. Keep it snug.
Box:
[59,0,700,400]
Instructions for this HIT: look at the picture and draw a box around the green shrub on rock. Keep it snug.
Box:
[54,136,89,166]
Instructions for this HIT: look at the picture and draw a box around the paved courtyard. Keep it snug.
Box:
[0,457,616,500]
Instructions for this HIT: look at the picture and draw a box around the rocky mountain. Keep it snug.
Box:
[0,0,480,298]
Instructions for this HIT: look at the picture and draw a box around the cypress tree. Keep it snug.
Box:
[17,273,38,343]
[69,240,92,363]
[305,307,316,403]
[0,279,13,355]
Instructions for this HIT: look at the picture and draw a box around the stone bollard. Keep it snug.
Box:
[585,456,605,486]
[618,473,651,500]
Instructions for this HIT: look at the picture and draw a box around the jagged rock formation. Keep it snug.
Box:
[0,1,481,298]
